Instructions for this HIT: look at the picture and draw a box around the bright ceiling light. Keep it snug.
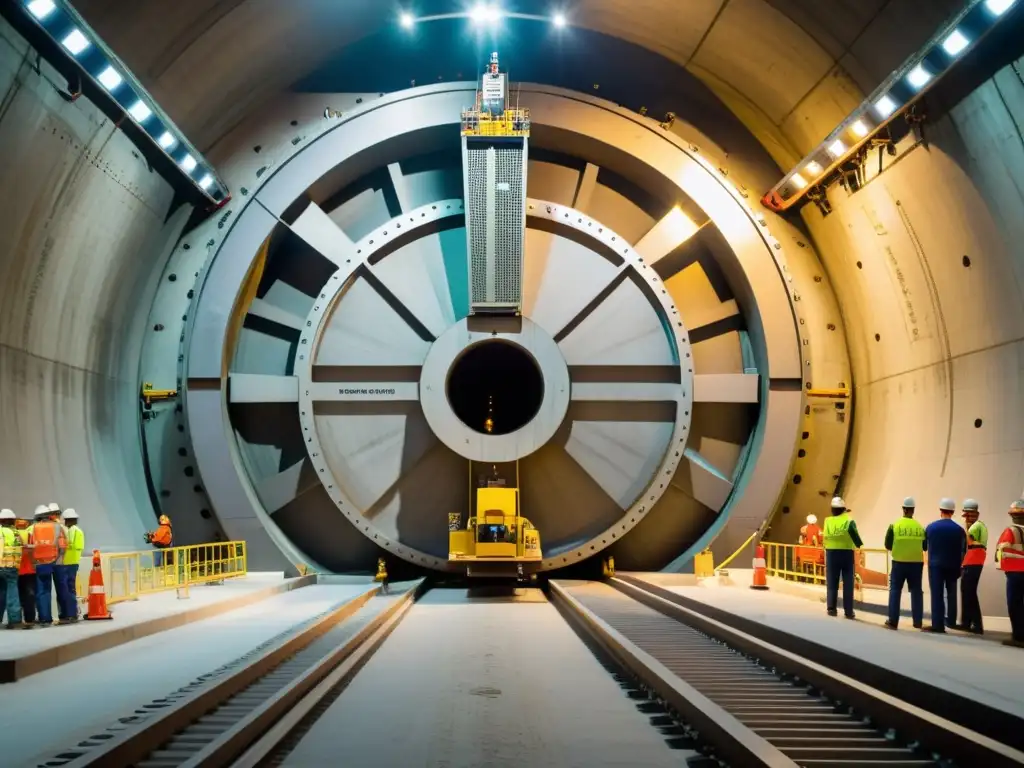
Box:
[157,131,177,149]
[791,173,807,190]
[97,66,122,91]
[874,94,898,119]
[828,139,846,158]
[985,0,1016,16]
[942,29,970,56]
[470,4,500,24]
[26,0,56,20]
[805,160,823,175]
[399,12,414,28]
[198,174,214,190]
[61,29,90,56]
[180,154,197,172]
[552,12,567,27]
[906,63,931,89]
[128,100,152,122]
[850,120,869,138]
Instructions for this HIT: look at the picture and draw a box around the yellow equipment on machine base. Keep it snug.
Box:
[449,485,542,578]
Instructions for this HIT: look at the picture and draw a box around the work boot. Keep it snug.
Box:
[913,622,923,629]
[826,609,838,617]
[844,612,856,620]
[1002,638,1024,648]
[967,626,984,635]
[883,621,897,630]
[923,626,945,633]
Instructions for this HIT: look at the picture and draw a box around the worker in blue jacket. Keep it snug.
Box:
[924,497,967,633]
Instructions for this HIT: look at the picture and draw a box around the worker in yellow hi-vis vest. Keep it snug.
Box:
[823,496,863,619]
[56,509,85,623]
[883,497,925,630]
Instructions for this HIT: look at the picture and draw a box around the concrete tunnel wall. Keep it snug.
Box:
[798,49,1024,617]
[0,16,180,552]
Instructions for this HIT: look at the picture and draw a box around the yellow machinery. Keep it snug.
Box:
[449,462,542,577]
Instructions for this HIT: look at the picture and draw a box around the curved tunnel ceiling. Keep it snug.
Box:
[74,0,964,167]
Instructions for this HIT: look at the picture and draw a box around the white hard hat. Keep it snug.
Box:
[34,505,50,518]
[830,496,846,510]
[47,502,60,512]
[902,497,916,508]
[939,497,956,512]
[63,508,78,520]
[1010,500,1024,514]
[806,514,817,525]
[962,499,979,512]
[0,509,15,521]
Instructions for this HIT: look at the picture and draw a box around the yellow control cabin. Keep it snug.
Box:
[449,486,542,577]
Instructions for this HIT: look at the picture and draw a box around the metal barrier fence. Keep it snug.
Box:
[761,542,892,594]
[75,541,247,607]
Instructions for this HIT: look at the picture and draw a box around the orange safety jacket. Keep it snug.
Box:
[29,520,67,565]
[797,524,823,564]
[150,524,172,548]
[18,528,34,575]
[996,524,1024,572]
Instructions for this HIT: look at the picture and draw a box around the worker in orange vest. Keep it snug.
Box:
[28,505,68,627]
[995,500,1024,647]
[145,515,173,568]
[797,514,823,573]
[15,514,37,626]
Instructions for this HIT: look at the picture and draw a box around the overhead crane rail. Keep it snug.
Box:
[551,578,1024,768]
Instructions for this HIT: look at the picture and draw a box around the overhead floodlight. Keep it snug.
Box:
[26,0,56,20]
[157,131,177,149]
[942,29,970,56]
[850,120,869,138]
[827,139,846,158]
[906,63,931,89]
[552,12,567,27]
[128,100,152,122]
[805,160,823,175]
[97,66,123,91]
[180,154,197,172]
[874,94,898,119]
[791,173,807,190]
[61,29,90,56]
[985,0,1016,16]
[198,174,214,190]
[399,12,414,28]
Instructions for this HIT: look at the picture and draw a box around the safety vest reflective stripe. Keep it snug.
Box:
[823,514,854,550]
[997,525,1024,571]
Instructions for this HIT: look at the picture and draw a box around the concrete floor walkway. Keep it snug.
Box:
[5,583,372,767]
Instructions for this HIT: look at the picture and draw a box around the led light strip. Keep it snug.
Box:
[398,4,569,30]
[762,0,1018,212]
[18,0,229,206]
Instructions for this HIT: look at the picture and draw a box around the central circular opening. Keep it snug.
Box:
[446,341,544,436]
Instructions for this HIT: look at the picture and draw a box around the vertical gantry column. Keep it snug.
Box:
[463,136,528,314]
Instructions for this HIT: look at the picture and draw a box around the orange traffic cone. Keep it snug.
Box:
[84,549,113,621]
[750,544,769,590]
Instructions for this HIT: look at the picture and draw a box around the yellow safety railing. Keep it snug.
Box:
[761,542,892,594]
[75,541,247,607]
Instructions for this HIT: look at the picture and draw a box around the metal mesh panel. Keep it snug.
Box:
[464,139,526,312]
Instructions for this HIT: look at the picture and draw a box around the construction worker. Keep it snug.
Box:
[796,514,822,576]
[995,499,1024,647]
[28,505,67,627]
[923,498,967,633]
[0,509,27,629]
[56,509,85,623]
[883,497,925,630]
[823,496,862,619]
[145,515,173,567]
[956,499,987,634]
[16,513,38,626]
